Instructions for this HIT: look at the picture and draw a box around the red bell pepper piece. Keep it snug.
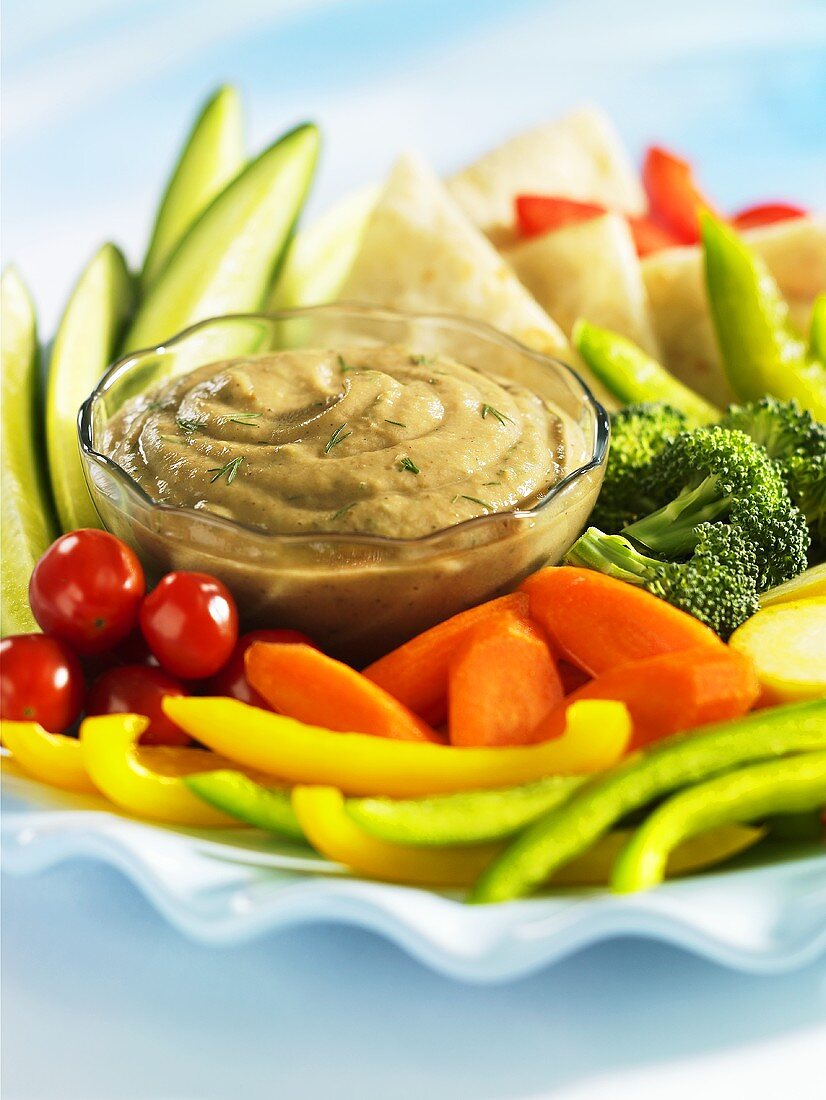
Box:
[731,202,808,231]
[627,215,683,256]
[515,195,607,238]
[642,146,719,245]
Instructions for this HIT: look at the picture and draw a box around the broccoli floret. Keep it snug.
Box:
[720,396,826,553]
[590,403,688,532]
[622,426,810,589]
[565,525,761,639]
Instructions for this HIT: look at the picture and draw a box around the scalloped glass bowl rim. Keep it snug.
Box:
[78,304,609,549]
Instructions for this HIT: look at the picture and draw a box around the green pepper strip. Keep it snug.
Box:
[346,775,585,846]
[612,751,826,893]
[572,318,719,426]
[470,698,826,904]
[184,770,305,842]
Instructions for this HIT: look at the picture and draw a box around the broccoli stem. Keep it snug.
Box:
[565,528,659,584]
[622,475,732,556]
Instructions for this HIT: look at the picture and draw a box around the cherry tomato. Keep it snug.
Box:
[83,629,159,680]
[139,572,238,679]
[205,629,317,705]
[86,665,190,746]
[29,530,145,655]
[0,634,85,733]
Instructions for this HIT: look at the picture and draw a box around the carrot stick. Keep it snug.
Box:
[520,567,722,676]
[246,643,441,742]
[448,611,564,747]
[363,593,530,725]
[529,645,760,749]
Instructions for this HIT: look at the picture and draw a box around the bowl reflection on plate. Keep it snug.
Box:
[79,305,608,664]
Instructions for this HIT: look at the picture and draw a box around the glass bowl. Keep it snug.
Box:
[79,305,608,664]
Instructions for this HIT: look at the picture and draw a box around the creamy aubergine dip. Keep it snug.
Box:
[103,344,584,540]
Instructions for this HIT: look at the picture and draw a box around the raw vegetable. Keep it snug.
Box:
[46,243,133,531]
[123,123,319,355]
[810,295,826,363]
[513,194,682,255]
[719,396,826,553]
[620,425,809,590]
[0,721,96,793]
[1,268,57,634]
[588,404,689,532]
[447,612,562,746]
[29,529,145,654]
[702,213,826,419]
[566,525,761,639]
[612,751,826,892]
[731,202,807,231]
[642,146,718,244]
[346,775,585,845]
[87,664,190,746]
[246,642,440,743]
[572,320,719,425]
[139,571,238,679]
[141,85,245,289]
[184,771,304,841]
[760,564,826,607]
[470,697,826,903]
[363,592,530,725]
[162,697,631,797]
[529,645,759,749]
[0,634,85,733]
[292,785,502,886]
[205,628,316,706]
[729,598,826,703]
[519,567,722,677]
[79,713,241,825]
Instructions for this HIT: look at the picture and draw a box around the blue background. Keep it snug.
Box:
[2,1,825,1096]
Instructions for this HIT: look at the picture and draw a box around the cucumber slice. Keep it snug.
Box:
[47,244,134,532]
[184,770,305,841]
[141,86,245,290]
[810,294,826,363]
[269,185,376,313]
[1,268,57,634]
[123,123,320,358]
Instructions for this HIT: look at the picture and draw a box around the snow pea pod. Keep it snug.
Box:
[612,751,826,893]
[470,697,826,904]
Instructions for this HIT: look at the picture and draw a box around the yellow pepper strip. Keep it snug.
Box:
[1,720,97,794]
[163,697,632,797]
[292,786,763,889]
[80,713,245,826]
[292,785,502,886]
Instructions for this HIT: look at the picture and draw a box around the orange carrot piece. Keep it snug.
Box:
[529,645,759,749]
[520,567,722,676]
[246,643,441,743]
[363,593,530,726]
[448,612,563,747]
[558,660,591,695]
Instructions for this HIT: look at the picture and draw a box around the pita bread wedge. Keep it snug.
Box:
[449,106,645,248]
[339,153,618,408]
[506,213,660,356]
[643,215,826,407]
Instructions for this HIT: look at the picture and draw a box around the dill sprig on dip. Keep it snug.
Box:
[208,455,244,484]
[324,423,352,453]
[338,354,360,374]
[410,354,435,366]
[176,416,205,433]
[384,419,407,428]
[330,501,357,521]
[481,404,513,426]
[397,456,420,475]
[459,494,493,510]
[226,411,260,425]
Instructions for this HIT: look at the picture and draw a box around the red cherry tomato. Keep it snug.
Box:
[139,571,239,679]
[205,629,317,705]
[0,634,85,733]
[86,665,190,746]
[29,530,145,655]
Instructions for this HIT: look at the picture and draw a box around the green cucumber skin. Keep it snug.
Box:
[346,776,584,846]
[141,86,246,290]
[184,770,305,842]
[612,750,826,892]
[470,698,826,904]
[1,268,58,634]
[46,243,134,532]
[123,122,320,356]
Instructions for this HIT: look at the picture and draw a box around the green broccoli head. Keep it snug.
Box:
[590,403,688,532]
[622,425,810,589]
[720,396,826,553]
[565,524,760,639]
